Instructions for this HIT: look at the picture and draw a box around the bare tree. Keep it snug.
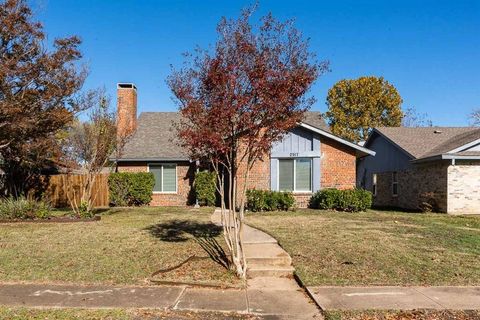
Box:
[402,106,433,127]
[62,89,117,215]
[469,109,480,126]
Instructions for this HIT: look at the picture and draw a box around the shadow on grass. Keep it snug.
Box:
[145,220,230,269]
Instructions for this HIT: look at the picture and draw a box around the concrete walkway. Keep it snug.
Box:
[307,286,480,311]
[212,209,321,319]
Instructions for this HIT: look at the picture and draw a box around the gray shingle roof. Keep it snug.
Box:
[302,111,330,132]
[119,111,330,161]
[120,112,188,160]
[373,127,480,159]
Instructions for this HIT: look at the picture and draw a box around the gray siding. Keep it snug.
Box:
[272,127,313,154]
[357,134,413,191]
[271,127,321,192]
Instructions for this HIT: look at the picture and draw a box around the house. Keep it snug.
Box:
[114,83,375,207]
[358,127,480,214]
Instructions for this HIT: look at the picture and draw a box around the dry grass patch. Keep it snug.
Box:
[324,309,480,320]
[0,307,262,320]
[246,209,480,286]
[0,207,238,287]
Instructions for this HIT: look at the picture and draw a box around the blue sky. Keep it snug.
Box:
[34,0,479,126]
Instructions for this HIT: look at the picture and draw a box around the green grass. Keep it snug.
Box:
[0,307,261,320]
[246,209,480,286]
[0,207,238,287]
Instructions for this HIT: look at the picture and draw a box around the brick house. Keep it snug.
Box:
[115,84,374,207]
[358,127,480,214]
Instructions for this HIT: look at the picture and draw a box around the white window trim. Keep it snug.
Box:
[392,171,398,197]
[147,163,178,194]
[372,173,377,197]
[277,158,313,193]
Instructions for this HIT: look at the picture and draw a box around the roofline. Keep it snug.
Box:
[114,123,376,161]
[447,137,480,154]
[113,158,191,162]
[411,154,480,163]
[299,123,376,157]
[365,128,416,159]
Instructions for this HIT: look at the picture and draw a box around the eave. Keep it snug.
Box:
[113,157,191,162]
[411,154,480,164]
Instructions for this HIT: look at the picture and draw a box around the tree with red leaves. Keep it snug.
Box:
[168,6,327,278]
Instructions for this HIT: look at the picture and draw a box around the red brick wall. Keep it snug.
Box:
[236,136,357,208]
[117,86,137,141]
[236,155,270,206]
[320,137,356,189]
[117,161,194,206]
[116,135,357,207]
[292,193,312,208]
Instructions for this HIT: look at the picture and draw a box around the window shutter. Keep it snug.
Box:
[163,164,177,192]
[279,159,294,191]
[150,165,163,192]
[296,158,311,191]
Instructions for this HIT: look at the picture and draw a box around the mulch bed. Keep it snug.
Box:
[0,215,101,224]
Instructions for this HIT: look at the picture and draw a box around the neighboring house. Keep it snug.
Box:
[114,83,374,207]
[358,127,480,214]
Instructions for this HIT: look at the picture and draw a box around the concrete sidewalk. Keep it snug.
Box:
[307,286,480,311]
[0,282,322,318]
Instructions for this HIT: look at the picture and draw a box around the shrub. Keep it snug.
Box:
[277,191,295,210]
[246,189,267,212]
[35,200,53,219]
[264,191,279,211]
[246,189,295,212]
[0,197,52,220]
[108,172,155,207]
[78,200,95,218]
[194,171,216,206]
[309,188,341,210]
[309,188,372,212]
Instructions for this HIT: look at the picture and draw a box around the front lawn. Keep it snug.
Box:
[0,207,237,287]
[246,209,480,286]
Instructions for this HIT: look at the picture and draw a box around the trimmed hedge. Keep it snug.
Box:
[246,189,295,212]
[309,188,372,212]
[195,171,216,206]
[108,172,155,207]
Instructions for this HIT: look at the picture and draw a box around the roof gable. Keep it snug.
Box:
[300,123,375,157]
[367,127,480,160]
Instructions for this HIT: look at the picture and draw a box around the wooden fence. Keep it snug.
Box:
[43,174,110,208]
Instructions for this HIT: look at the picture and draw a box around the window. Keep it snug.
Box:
[392,171,398,197]
[372,173,377,196]
[278,158,312,192]
[149,164,177,193]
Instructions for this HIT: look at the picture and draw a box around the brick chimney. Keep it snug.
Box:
[117,83,137,140]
